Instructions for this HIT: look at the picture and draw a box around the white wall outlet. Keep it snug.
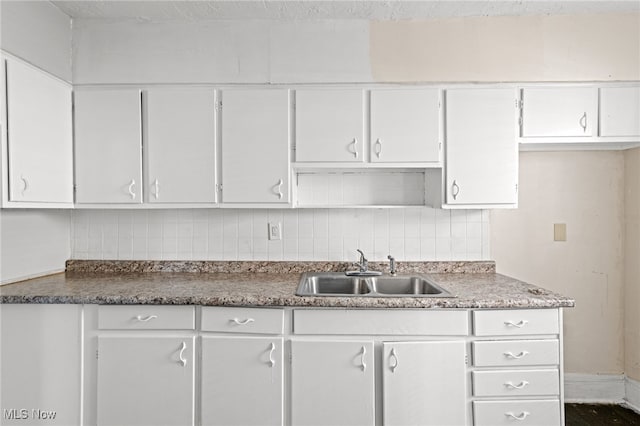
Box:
[268,222,282,241]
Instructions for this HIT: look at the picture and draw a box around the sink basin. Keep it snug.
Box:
[296,272,454,298]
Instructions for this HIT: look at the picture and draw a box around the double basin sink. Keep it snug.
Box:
[296,272,454,298]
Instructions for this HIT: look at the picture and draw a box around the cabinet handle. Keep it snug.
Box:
[135,315,158,322]
[389,348,398,373]
[374,138,382,159]
[504,320,529,328]
[178,341,187,367]
[579,112,587,132]
[348,138,358,159]
[359,346,367,372]
[452,180,460,200]
[127,179,136,200]
[230,318,254,325]
[504,350,529,359]
[152,179,159,200]
[272,179,283,200]
[20,175,29,196]
[505,411,530,421]
[505,380,529,389]
[268,343,276,368]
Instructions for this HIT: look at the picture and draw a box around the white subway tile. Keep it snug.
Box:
[420,237,436,259]
[404,238,421,261]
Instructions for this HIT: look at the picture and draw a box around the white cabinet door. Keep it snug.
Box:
[370,89,440,163]
[144,89,216,204]
[221,89,290,204]
[97,336,195,426]
[382,341,467,426]
[291,340,374,426]
[295,89,364,162]
[0,304,81,425]
[201,337,283,426]
[445,88,518,206]
[4,57,73,203]
[600,86,640,137]
[521,87,597,137]
[74,89,143,204]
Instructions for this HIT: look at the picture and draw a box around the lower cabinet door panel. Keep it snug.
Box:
[291,340,375,426]
[97,336,195,426]
[473,400,561,426]
[472,369,559,397]
[201,336,283,426]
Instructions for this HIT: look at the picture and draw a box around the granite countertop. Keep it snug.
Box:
[0,260,575,309]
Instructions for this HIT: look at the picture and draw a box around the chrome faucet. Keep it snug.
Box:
[387,255,397,276]
[354,249,369,273]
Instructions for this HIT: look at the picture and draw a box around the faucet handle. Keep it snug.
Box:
[387,255,397,276]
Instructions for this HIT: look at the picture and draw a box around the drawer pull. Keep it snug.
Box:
[231,318,255,325]
[505,381,529,390]
[504,320,529,328]
[505,411,530,421]
[389,348,399,373]
[135,315,158,322]
[268,343,276,367]
[504,350,529,359]
[359,346,367,372]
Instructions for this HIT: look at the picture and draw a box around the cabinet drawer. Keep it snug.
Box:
[98,305,195,330]
[473,339,560,367]
[473,369,559,397]
[201,307,284,334]
[473,309,559,336]
[294,309,469,335]
[473,399,561,426]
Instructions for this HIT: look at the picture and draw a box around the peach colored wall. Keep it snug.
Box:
[625,148,640,381]
[491,152,625,374]
[370,13,640,82]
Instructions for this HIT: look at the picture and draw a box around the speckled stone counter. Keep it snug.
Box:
[0,261,574,309]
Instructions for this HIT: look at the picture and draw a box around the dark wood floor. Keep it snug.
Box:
[566,404,640,425]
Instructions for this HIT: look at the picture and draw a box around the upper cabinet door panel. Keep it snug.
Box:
[521,87,597,137]
[74,89,143,204]
[144,89,216,204]
[221,89,290,204]
[295,89,364,162]
[600,86,640,137]
[370,89,440,163]
[5,58,73,203]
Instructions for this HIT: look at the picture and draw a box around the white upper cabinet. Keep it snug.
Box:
[295,89,365,163]
[74,89,143,204]
[445,88,518,207]
[370,89,440,163]
[144,89,217,204]
[520,87,597,137]
[600,86,640,137]
[2,57,73,205]
[221,89,291,204]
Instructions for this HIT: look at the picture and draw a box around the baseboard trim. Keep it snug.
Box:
[625,376,640,414]
[564,373,626,404]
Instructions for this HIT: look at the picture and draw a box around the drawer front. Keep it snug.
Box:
[473,399,561,426]
[98,305,195,330]
[201,307,284,334]
[473,339,560,367]
[473,309,559,336]
[473,369,559,397]
[294,309,469,335]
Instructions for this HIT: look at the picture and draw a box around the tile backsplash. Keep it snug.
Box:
[71,208,490,262]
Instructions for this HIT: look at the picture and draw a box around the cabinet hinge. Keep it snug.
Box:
[515,183,519,193]
[215,101,222,112]
[516,99,523,109]
[464,353,469,365]
[518,116,523,127]
[439,142,442,151]
[288,352,293,365]
[95,349,99,360]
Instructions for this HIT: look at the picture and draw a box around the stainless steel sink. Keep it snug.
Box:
[296,272,454,298]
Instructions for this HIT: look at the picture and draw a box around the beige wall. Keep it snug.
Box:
[491,152,626,374]
[370,13,640,82]
[625,148,640,381]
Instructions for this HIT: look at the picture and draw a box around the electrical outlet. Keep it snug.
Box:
[268,222,282,241]
[554,223,567,242]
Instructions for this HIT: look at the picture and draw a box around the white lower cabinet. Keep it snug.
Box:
[291,340,375,426]
[201,336,284,426]
[382,341,468,426]
[96,336,195,426]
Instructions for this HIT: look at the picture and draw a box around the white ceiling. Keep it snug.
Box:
[51,0,640,21]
